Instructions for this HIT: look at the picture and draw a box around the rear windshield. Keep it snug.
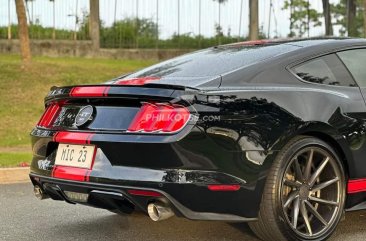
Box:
[125,44,300,78]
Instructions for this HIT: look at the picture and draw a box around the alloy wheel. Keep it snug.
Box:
[281,147,342,239]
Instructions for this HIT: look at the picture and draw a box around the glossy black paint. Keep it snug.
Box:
[30,38,366,221]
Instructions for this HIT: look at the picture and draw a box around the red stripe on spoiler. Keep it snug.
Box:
[53,132,94,144]
[70,86,110,97]
[348,178,366,194]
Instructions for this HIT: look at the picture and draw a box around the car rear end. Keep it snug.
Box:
[30,82,265,221]
[29,42,302,222]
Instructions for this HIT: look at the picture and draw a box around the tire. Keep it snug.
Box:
[249,136,346,241]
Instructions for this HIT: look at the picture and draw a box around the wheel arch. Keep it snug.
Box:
[300,131,351,178]
[269,121,355,178]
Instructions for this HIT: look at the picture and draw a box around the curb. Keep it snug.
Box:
[0,167,30,184]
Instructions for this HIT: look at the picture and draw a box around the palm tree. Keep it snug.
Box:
[347,0,357,36]
[249,0,259,40]
[364,0,366,37]
[322,0,333,35]
[89,0,100,50]
[15,0,31,66]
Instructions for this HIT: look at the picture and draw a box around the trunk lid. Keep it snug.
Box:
[38,84,197,133]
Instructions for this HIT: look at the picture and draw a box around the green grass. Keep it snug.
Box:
[0,152,32,167]
[0,54,156,166]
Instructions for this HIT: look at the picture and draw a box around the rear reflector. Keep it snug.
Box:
[70,86,110,97]
[207,185,241,191]
[127,189,162,197]
[128,102,190,133]
[115,76,160,86]
[348,178,366,194]
[37,103,61,128]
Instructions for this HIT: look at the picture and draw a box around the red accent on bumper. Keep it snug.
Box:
[51,132,97,182]
[207,184,241,191]
[52,166,89,182]
[70,86,110,97]
[53,131,94,144]
[348,178,366,194]
[127,189,162,197]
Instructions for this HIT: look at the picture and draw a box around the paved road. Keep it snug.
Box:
[1,183,366,241]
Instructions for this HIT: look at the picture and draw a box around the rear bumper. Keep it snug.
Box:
[30,125,278,220]
[29,173,258,222]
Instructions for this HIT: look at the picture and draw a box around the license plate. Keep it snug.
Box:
[55,144,95,169]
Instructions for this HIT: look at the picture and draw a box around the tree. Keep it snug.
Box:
[100,18,158,48]
[283,0,322,37]
[332,0,348,36]
[249,0,259,40]
[331,0,364,37]
[364,0,366,37]
[213,0,227,44]
[15,0,31,66]
[322,0,333,35]
[347,0,357,36]
[89,0,100,50]
[212,0,259,40]
[214,23,223,38]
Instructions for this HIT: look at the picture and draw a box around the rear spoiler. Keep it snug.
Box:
[45,84,199,103]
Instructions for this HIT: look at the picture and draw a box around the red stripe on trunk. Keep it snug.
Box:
[115,77,160,86]
[53,131,94,144]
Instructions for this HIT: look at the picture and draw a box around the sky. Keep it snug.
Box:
[0,0,341,39]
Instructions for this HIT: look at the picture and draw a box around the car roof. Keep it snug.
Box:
[218,38,366,88]
[120,37,366,89]
[221,37,366,49]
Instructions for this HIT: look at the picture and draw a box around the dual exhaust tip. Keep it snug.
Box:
[33,185,49,200]
[147,202,174,221]
[34,185,174,221]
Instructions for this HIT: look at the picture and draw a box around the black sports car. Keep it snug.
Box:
[30,38,366,241]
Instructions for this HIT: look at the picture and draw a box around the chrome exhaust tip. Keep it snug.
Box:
[147,202,174,221]
[33,185,48,200]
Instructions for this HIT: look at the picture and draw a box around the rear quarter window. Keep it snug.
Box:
[292,54,357,87]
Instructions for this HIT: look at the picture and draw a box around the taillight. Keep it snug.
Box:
[37,103,61,128]
[128,102,191,133]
